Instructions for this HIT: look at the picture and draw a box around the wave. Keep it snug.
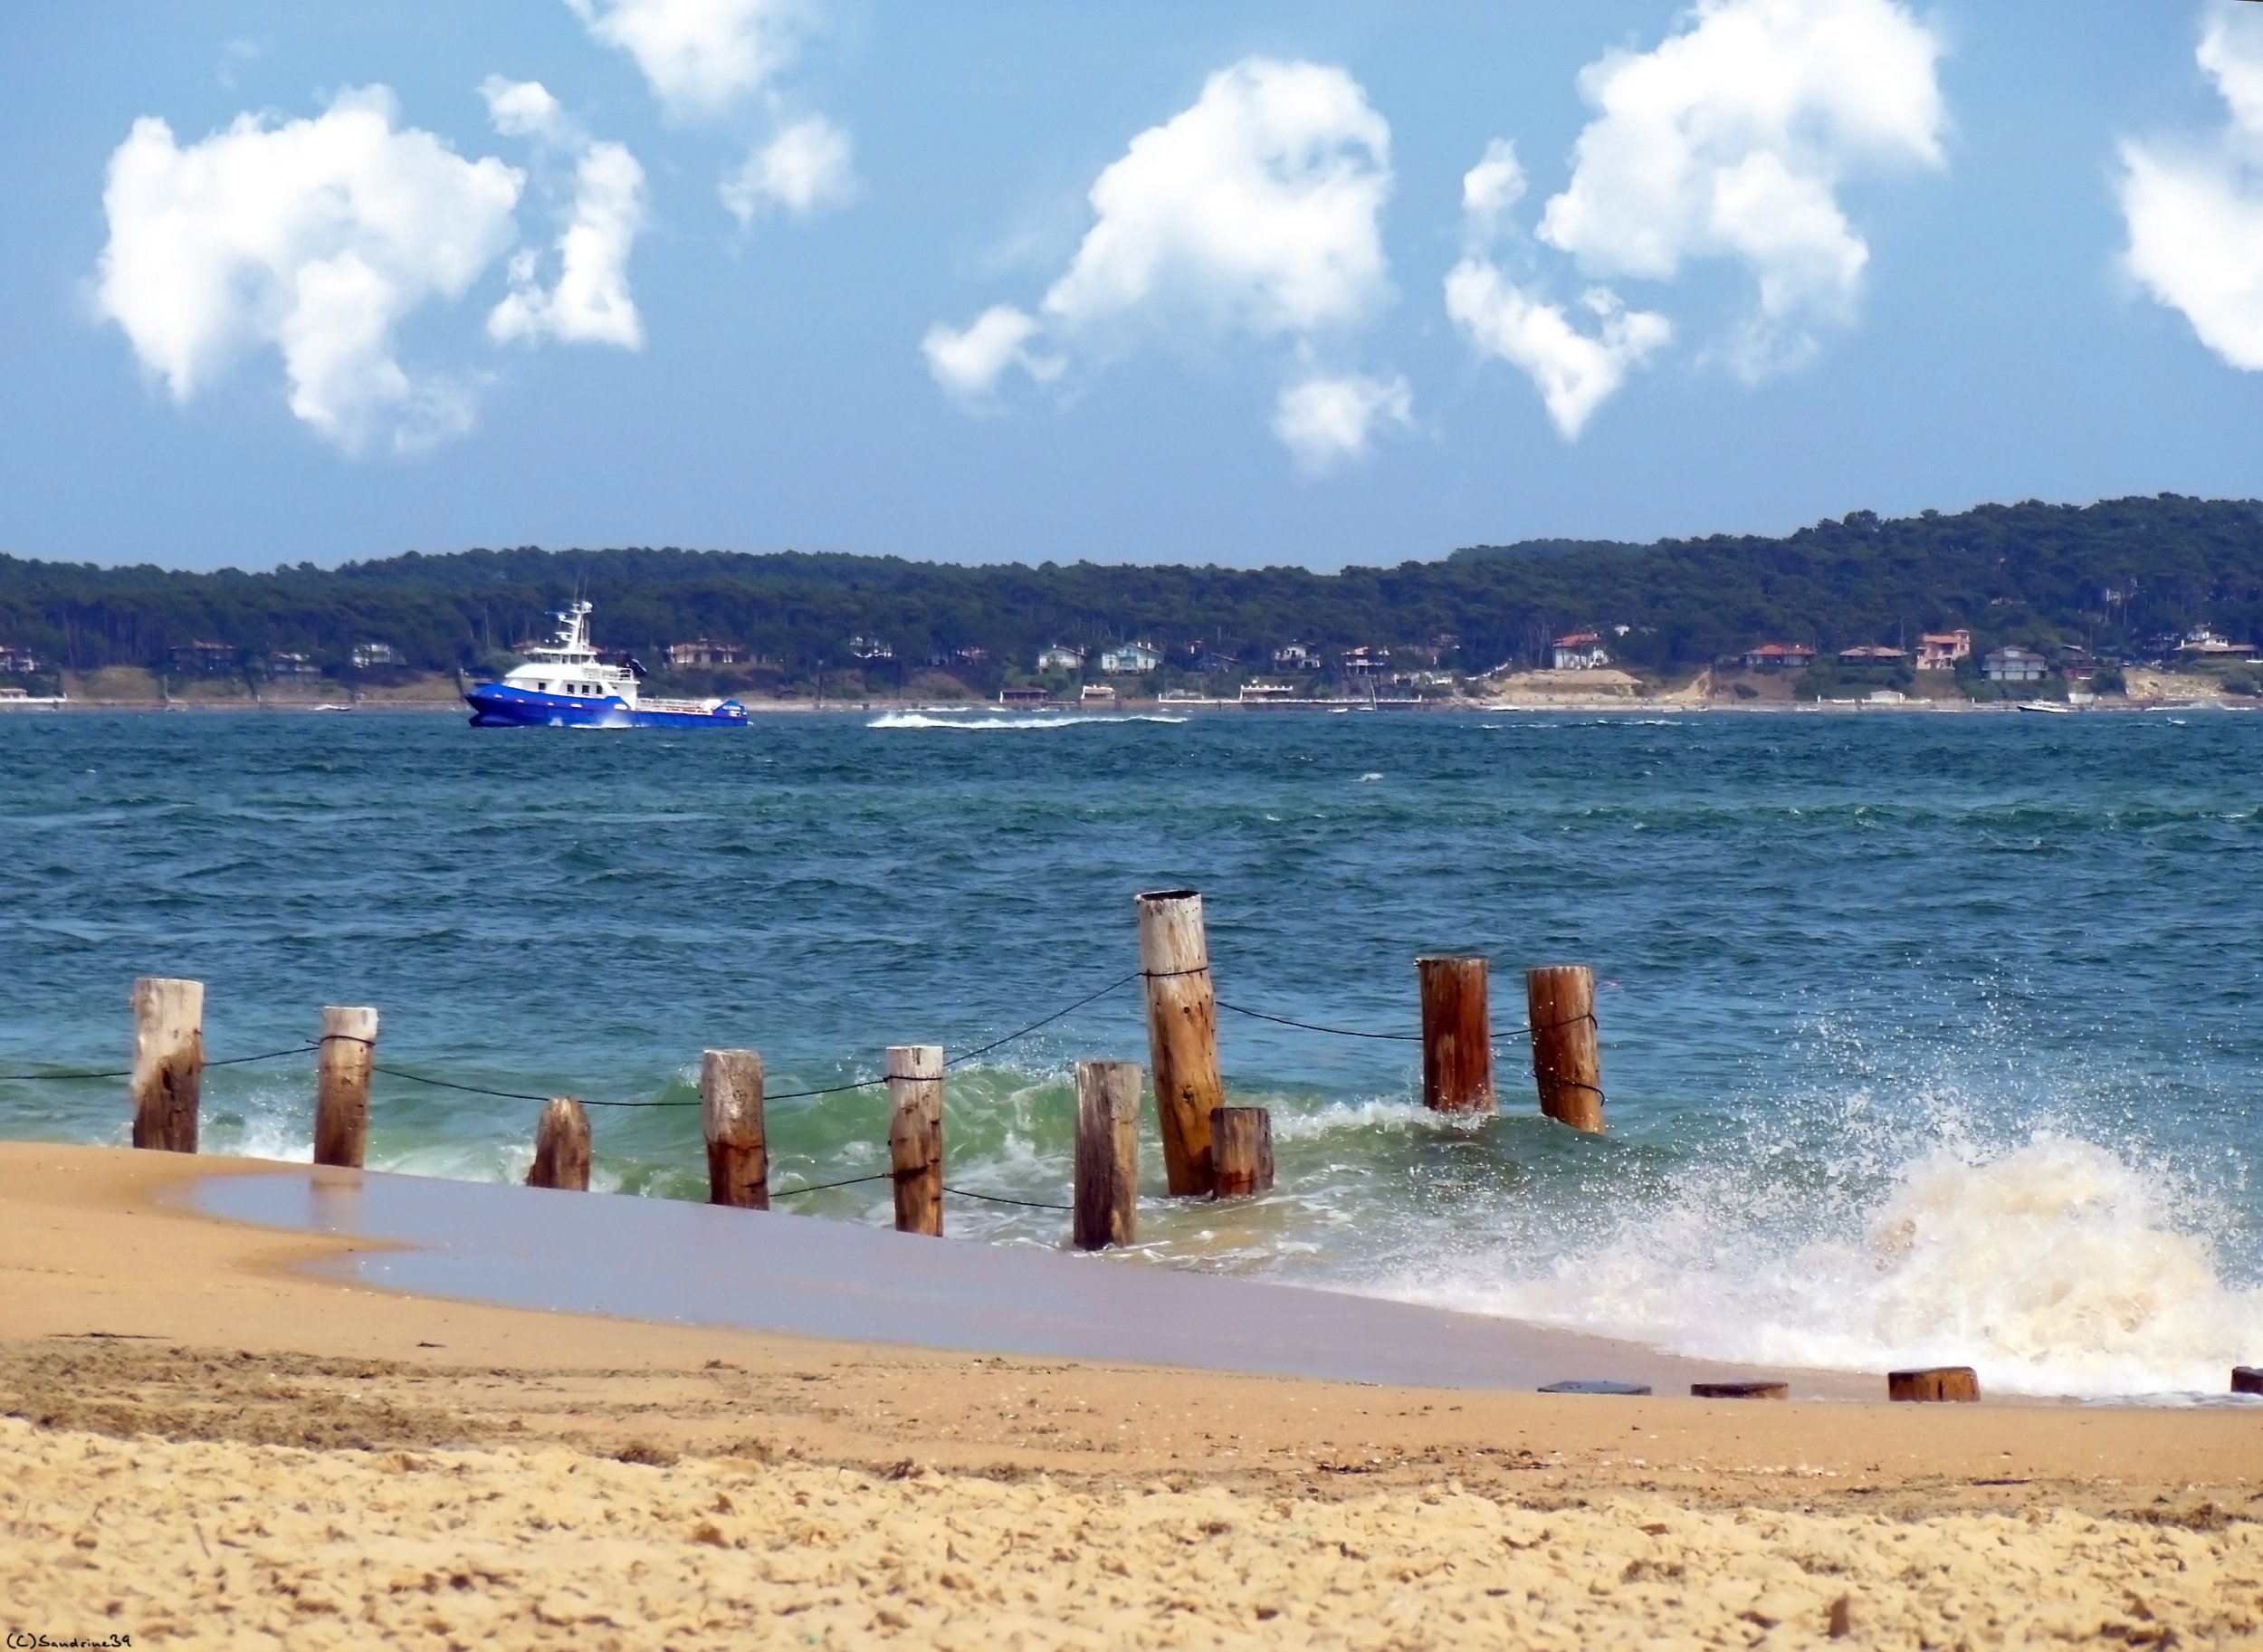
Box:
[1380,1134,2263,1399]
[867,711,1190,731]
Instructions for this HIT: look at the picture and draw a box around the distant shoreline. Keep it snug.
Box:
[4,695,2246,716]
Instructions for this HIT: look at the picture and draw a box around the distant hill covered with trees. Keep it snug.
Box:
[2,494,2258,689]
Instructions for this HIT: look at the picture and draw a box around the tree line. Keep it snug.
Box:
[3,493,2258,686]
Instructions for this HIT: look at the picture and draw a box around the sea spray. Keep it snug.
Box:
[1387,1135,2263,1398]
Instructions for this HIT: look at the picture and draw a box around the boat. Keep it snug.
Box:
[463,603,748,729]
[2016,700,2075,715]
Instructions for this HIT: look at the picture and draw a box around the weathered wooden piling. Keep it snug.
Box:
[527,1097,591,1190]
[1136,889,1223,1197]
[1526,965,1605,1133]
[1073,1060,1141,1251]
[2232,1366,2262,1397]
[702,1049,768,1210]
[1887,1366,1980,1403]
[311,1006,379,1168]
[1210,1106,1275,1199]
[887,1045,944,1237]
[1691,1380,1790,1400]
[129,977,205,1153]
[1418,955,1494,1113]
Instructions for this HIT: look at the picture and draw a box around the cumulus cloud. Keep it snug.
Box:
[94,87,522,453]
[1447,0,1943,435]
[720,114,855,222]
[1271,372,1412,474]
[564,0,807,118]
[489,139,647,349]
[920,305,1061,406]
[481,74,569,143]
[925,57,1403,466]
[2121,4,2263,370]
[1539,0,1944,377]
[1444,262,1670,439]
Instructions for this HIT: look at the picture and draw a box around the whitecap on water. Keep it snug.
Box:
[867,711,1189,731]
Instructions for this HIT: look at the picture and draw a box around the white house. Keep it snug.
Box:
[351,641,403,670]
[1035,644,1084,673]
[1551,632,1610,671]
[1098,643,1162,674]
[1981,645,2048,683]
[666,638,743,667]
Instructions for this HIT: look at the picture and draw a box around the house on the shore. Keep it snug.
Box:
[998,684,1051,706]
[350,641,403,670]
[1838,645,1908,665]
[1982,646,2048,684]
[1239,681,1299,702]
[1098,642,1162,674]
[1552,632,1610,670]
[172,640,238,673]
[1080,683,1119,704]
[1741,643,1818,671]
[1272,643,1317,670]
[666,638,743,667]
[1914,630,1972,671]
[0,645,42,673]
[2176,627,2258,661]
[265,652,320,677]
[1035,644,1084,673]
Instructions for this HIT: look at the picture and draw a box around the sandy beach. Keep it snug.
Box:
[2,1144,2258,1647]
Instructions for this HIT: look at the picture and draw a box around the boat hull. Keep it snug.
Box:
[464,684,748,729]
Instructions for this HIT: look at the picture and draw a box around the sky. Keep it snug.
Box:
[5,0,2263,573]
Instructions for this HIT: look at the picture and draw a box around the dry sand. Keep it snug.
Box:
[3,1142,2260,1647]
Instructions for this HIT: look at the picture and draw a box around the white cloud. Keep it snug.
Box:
[1271,372,1412,474]
[490,140,647,349]
[94,87,523,453]
[925,58,1401,467]
[1445,260,1669,439]
[1536,0,1945,378]
[565,0,807,118]
[2121,5,2263,370]
[481,75,569,143]
[1460,138,1527,243]
[920,305,1061,406]
[721,115,855,222]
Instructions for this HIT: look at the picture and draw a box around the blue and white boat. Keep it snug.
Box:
[464,603,748,729]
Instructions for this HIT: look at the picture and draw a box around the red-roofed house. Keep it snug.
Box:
[1914,630,1972,671]
[1552,632,1610,670]
[1741,643,1818,671]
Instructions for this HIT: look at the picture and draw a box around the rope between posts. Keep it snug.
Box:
[0,1043,319,1084]
[769,1172,892,1198]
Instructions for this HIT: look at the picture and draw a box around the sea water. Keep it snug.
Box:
[3,707,2259,1399]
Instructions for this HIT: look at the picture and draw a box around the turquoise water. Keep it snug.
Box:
[4,706,2260,1396]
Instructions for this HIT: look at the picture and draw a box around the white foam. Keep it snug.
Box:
[867,711,1189,731]
[1388,1135,2263,1398]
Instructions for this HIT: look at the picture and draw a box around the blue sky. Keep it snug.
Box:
[4,0,2262,573]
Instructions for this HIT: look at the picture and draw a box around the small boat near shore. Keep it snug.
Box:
[464,603,747,729]
[2017,701,2076,715]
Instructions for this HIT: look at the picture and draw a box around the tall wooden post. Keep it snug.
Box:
[1526,965,1604,1133]
[527,1097,591,1190]
[702,1049,768,1209]
[1074,1060,1141,1251]
[1136,889,1222,1197]
[1210,1107,1275,1198]
[129,977,204,1153]
[311,1006,379,1168]
[887,1045,944,1237]
[1418,956,1494,1113]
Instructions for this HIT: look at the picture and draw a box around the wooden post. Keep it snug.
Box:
[129,977,204,1153]
[527,1097,591,1191]
[702,1049,768,1210]
[887,1045,944,1237]
[2233,1366,2263,1397]
[1418,955,1494,1113]
[1136,889,1222,1197]
[1526,965,1605,1133]
[311,1006,379,1168]
[1074,1060,1141,1251]
[1210,1106,1275,1199]
[1887,1366,1980,1403]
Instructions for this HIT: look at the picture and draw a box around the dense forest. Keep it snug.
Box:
[2,494,2258,688]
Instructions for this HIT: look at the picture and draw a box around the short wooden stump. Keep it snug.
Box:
[1888,1366,1979,1403]
[1691,1380,1789,1400]
[2233,1366,2263,1397]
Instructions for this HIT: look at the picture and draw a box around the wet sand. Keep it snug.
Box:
[4,1142,2261,1647]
